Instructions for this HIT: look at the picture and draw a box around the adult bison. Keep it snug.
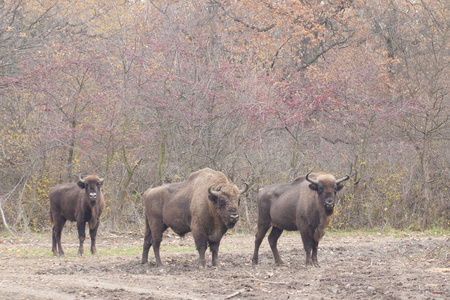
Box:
[141,168,249,267]
[252,171,349,268]
[49,174,105,256]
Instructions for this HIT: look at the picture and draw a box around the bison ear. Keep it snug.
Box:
[336,184,344,191]
[208,194,218,203]
[308,183,318,191]
[77,181,86,189]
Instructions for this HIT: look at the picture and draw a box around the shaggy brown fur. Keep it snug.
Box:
[252,172,349,268]
[49,175,105,256]
[141,168,248,267]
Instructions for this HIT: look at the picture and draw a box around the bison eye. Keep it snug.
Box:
[219,198,226,207]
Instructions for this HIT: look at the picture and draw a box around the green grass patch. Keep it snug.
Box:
[326,227,450,238]
[99,247,141,256]
[161,245,196,253]
[0,247,53,258]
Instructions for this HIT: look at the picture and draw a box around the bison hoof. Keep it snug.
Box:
[306,264,320,269]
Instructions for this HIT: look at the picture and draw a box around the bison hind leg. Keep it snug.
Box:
[141,218,153,264]
[268,227,284,265]
[150,223,167,267]
[252,223,272,266]
[52,217,66,256]
[141,235,152,264]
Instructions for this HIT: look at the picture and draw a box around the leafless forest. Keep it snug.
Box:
[0,0,448,234]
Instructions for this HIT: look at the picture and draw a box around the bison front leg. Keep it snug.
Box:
[89,220,100,255]
[209,241,220,266]
[77,222,86,256]
[311,240,320,268]
[301,233,319,268]
[194,235,208,267]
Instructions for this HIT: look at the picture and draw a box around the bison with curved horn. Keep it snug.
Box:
[49,174,105,256]
[141,168,249,267]
[252,171,349,268]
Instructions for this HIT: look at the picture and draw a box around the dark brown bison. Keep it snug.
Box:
[141,168,249,267]
[49,174,105,256]
[252,171,349,268]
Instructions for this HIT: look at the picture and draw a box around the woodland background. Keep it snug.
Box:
[0,0,448,234]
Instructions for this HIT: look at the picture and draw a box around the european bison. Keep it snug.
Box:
[252,171,349,268]
[49,174,105,256]
[141,168,249,267]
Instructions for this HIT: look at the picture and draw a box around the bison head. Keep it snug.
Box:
[77,174,105,206]
[306,172,349,213]
[208,182,249,229]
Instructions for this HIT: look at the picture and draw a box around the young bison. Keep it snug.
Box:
[252,172,349,268]
[49,174,105,256]
[141,168,249,267]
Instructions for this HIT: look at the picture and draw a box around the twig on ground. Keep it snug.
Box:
[225,288,245,299]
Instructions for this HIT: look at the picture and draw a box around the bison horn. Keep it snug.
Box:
[208,184,221,197]
[336,175,350,184]
[305,172,319,185]
[238,182,249,194]
[78,174,86,183]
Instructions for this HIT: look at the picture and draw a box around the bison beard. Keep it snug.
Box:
[141,168,248,267]
[49,174,105,256]
[252,171,349,268]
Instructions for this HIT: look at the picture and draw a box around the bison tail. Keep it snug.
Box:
[49,208,53,224]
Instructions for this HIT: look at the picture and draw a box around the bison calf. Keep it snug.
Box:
[50,174,105,256]
[252,172,349,268]
[141,168,248,267]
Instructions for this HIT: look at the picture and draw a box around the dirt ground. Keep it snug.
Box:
[0,230,449,300]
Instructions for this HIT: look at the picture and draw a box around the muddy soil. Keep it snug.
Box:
[0,231,448,299]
